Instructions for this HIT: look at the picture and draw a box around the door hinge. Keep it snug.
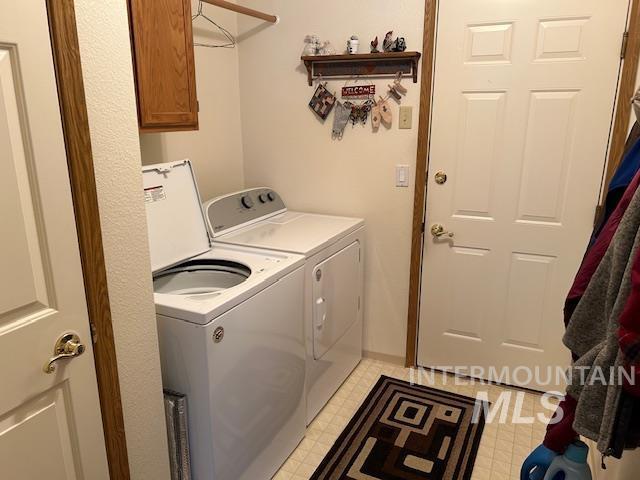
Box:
[358,296,361,311]
[421,222,425,233]
[197,100,200,112]
[621,31,629,59]
[594,203,604,228]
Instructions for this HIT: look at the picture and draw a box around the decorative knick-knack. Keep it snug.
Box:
[378,97,392,127]
[387,72,407,103]
[319,41,336,56]
[371,102,381,131]
[383,31,394,52]
[332,101,351,139]
[345,100,374,126]
[303,35,320,55]
[347,35,360,54]
[308,83,336,120]
[387,85,402,101]
[393,37,407,52]
[370,36,379,53]
[393,72,407,94]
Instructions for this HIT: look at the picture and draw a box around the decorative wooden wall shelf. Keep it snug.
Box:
[301,51,422,86]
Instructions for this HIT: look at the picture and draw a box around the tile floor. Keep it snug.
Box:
[274,358,550,480]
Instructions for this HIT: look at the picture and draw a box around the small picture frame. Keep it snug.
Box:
[309,83,336,120]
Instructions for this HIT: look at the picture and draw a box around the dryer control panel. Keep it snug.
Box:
[204,188,286,237]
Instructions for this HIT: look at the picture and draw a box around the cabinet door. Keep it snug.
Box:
[129,0,198,131]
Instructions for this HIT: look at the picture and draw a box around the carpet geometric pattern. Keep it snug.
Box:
[310,376,487,480]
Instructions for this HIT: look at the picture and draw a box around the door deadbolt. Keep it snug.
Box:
[434,171,447,185]
[315,269,322,281]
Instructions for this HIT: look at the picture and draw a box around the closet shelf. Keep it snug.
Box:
[301,51,421,86]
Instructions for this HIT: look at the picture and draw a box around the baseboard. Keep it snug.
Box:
[363,350,405,366]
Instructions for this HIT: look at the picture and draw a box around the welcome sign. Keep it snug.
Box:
[341,85,376,99]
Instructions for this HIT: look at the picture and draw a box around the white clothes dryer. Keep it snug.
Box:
[204,188,364,424]
[143,161,306,480]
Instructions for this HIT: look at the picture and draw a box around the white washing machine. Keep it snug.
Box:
[143,161,306,480]
[204,188,364,424]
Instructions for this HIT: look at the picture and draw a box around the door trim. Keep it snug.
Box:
[602,0,640,200]
[47,1,131,479]
[405,0,640,367]
[405,0,438,367]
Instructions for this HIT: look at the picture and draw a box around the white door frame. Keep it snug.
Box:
[405,0,640,368]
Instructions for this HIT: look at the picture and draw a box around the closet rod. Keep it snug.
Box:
[200,0,279,24]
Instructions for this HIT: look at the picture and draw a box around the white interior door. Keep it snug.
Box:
[417,0,630,390]
[0,2,109,479]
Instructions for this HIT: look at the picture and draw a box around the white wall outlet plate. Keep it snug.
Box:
[399,106,413,129]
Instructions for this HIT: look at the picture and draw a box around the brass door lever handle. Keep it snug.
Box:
[430,224,454,238]
[44,333,86,374]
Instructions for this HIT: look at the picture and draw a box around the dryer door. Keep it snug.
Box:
[312,241,361,360]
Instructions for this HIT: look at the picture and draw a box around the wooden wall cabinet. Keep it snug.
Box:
[128,0,199,132]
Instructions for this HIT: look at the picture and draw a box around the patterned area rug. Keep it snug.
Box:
[310,376,486,480]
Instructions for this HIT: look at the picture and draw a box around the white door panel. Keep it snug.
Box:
[0,2,109,479]
[418,0,629,390]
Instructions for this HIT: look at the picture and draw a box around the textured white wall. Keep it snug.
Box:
[237,0,425,360]
[73,1,171,479]
[139,0,245,201]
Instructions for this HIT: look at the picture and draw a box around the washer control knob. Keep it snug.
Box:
[241,195,254,209]
[258,193,268,203]
[267,191,276,202]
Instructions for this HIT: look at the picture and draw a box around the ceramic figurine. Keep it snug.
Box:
[303,35,320,55]
[319,41,336,56]
[370,36,379,53]
[347,35,359,54]
[383,31,394,52]
[393,37,407,52]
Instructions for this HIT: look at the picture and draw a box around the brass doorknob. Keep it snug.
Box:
[434,171,447,185]
[430,224,454,238]
[44,332,86,374]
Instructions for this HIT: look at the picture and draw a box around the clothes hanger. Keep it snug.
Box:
[192,0,236,49]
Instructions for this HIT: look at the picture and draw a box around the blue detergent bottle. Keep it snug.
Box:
[543,441,592,480]
[521,444,560,480]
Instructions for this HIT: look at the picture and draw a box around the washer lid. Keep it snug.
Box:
[143,160,210,273]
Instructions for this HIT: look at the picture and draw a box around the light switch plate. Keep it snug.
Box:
[399,106,412,129]
[396,165,409,187]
